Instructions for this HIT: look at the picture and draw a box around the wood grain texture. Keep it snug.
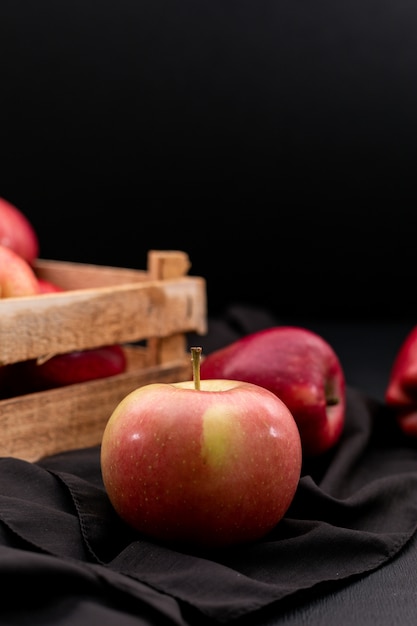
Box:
[0,251,207,461]
[0,251,207,365]
[0,347,191,462]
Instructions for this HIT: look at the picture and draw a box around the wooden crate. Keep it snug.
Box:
[0,250,207,462]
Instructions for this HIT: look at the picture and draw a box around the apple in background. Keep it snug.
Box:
[0,244,40,298]
[100,350,302,549]
[385,325,417,438]
[18,344,127,393]
[0,196,39,264]
[200,326,346,457]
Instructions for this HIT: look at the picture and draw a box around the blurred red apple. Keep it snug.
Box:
[100,365,302,548]
[0,197,39,263]
[200,326,346,457]
[18,344,127,392]
[385,325,417,437]
[0,244,40,298]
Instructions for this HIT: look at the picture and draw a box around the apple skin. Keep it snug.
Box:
[199,326,346,457]
[385,325,417,438]
[100,379,302,549]
[0,244,41,298]
[15,344,127,393]
[0,197,39,264]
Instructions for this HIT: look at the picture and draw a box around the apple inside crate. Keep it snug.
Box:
[0,250,207,462]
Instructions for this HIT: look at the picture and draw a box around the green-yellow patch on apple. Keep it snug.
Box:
[201,404,241,469]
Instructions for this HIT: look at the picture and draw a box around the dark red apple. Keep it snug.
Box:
[200,326,346,456]
[385,325,417,437]
[19,344,127,392]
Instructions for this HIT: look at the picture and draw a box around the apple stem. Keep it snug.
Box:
[191,346,202,390]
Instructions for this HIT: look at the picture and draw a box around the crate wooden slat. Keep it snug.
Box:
[0,346,191,463]
[34,258,150,289]
[0,251,207,365]
[0,250,207,462]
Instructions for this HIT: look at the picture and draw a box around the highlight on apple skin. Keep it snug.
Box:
[100,378,303,549]
[200,326,346,457]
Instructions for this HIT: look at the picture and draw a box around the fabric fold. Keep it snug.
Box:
[0,387,417,623]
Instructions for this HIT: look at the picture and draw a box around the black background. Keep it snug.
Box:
[1,0,417,322]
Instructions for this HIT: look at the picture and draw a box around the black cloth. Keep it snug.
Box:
[2,378,417,624]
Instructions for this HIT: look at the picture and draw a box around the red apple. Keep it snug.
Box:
[200,326,346,457]
[0,196,39,264]
[18,344,127,392]
[0,244,40,298]
[100,357,302,549]
[385,325,417,437]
